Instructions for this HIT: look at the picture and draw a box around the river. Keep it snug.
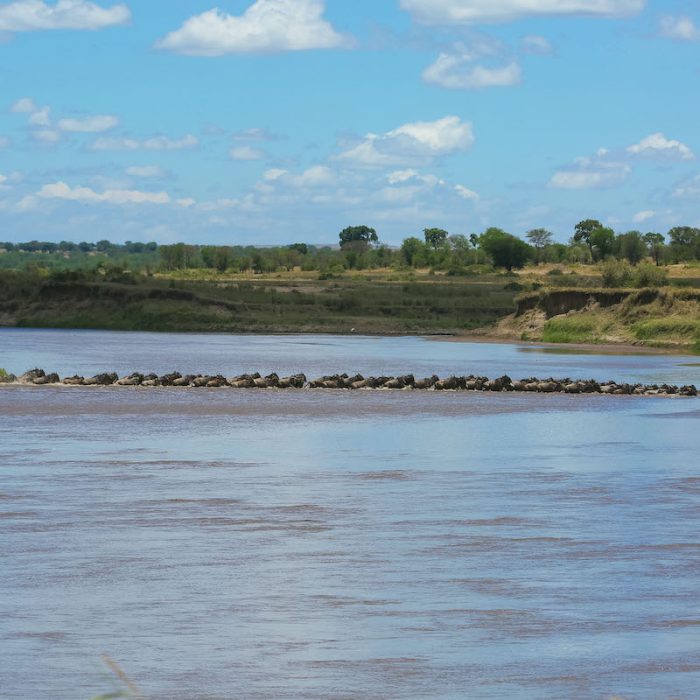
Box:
[1,329,699,699]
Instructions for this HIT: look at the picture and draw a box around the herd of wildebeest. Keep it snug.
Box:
[1,368,697,396]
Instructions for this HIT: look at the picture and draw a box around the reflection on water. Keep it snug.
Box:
[1,332,699,699]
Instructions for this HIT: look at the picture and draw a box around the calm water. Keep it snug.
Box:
[1,330,700,699]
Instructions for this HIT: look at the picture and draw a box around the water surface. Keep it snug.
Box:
[1,330,699,699]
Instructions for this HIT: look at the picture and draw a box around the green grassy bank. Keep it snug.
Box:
[0,269,518,334]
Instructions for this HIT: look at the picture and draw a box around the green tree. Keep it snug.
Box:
[339,225,378,250]
[616,230,647,264]
[643,232,665,266]
[423,227,448,250]
[589,227,615,261]
[573,219,603,254]
[400,237,426,267]
[526,228,554,249]
[667,226,700,261]
[479,228,533,271]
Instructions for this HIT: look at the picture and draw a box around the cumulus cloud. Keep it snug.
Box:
[521,34,552,53]
[91,134,198,151]
[126,165,165,178]
[549,153,630,189]
[672,174,700,199]
[633,210,655,223]
[57,114,118,132]
[0,1,130,32]
[10,97,37,112]
[626,132,694,161]
[28,105,51,126]
[230,145,265,161]
[423,53,521,89]
[400,0,645,24]
[232,127,282,141]
[33,128,60,142]
[156,0,350,56]
[337,116,474,167]
[455,184,479,200]
[660,15,700,41]
[37,180,170,205]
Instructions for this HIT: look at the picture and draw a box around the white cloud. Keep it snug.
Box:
[126,165,165,178]
[455,184,479,200]
[521,34,552,53]
[11,96,37,112]
[232,127,281,141]
[423,53,522,89]
[400,0,645,24]
[291,165,335,187]
[33,128,60,143]
[633,210,655,223]
[550,153,630,189]
[37,181,170,205]
[626,132,694,161]
[177,197,196,208]
[549,167,629,189]
[0,1,130,32]
[156,0,350,56]
[91,134,199,151]
[337,116,474,167]
[263,168,287,181]
[58,114,118,132]
[230,145,265,161]
[660,15,700,41]
[28,105,51,126]
[672,174,700,199]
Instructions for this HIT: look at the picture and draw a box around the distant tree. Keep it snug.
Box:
[643,232,665,266]
[339,225,378,250]
[423,227,448,250]
[667,226,700,261]
[401,237,426,267]
[479,227,533,271]
[526,228,554,249]
[616,230,647,264]
[573,219,603,254]
[288,243,308,255]
[469,233,479,248]
[215,246,231,273]
[589,227,615,261]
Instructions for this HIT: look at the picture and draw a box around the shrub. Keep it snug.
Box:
[631,263,668,288]
[0,368,7,378]
[600,259,632,287]
[547,267,564,276]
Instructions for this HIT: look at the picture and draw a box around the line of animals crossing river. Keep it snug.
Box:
[1,368,697,396]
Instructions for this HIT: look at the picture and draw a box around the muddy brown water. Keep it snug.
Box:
[1,330,700,699]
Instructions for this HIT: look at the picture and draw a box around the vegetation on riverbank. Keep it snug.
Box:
[1,220,699,350]
[490,287,700,352]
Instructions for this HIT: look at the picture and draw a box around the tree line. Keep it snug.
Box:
[2,220,699,275]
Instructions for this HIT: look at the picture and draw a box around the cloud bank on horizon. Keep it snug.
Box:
[0,0,698,245]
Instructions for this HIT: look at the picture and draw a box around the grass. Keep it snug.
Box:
[0,269,519,334]
[541,317,600,344]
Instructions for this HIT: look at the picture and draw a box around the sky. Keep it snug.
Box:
[0,0,699,246]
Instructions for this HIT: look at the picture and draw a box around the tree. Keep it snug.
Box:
[469,233,479,248]
[643,232,665,266]
[401,237,426,267]
[526,228,554,264]
[479,227,533,271]
[423,227,448,250]
[339,225,378,250]
[573,219,603,253]
[526,228,553,249]
[616,230,647,265]
[667,226,700,262]
[589,227,615,261]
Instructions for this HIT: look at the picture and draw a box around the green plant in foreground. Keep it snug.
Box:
[0,368,7,378]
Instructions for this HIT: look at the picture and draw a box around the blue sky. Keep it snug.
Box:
[0,0,699,245]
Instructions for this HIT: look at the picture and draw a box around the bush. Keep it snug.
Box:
[547,267,564,276]
[0,368,7,378]
[631,263,668,288]
[600,259,632,287]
